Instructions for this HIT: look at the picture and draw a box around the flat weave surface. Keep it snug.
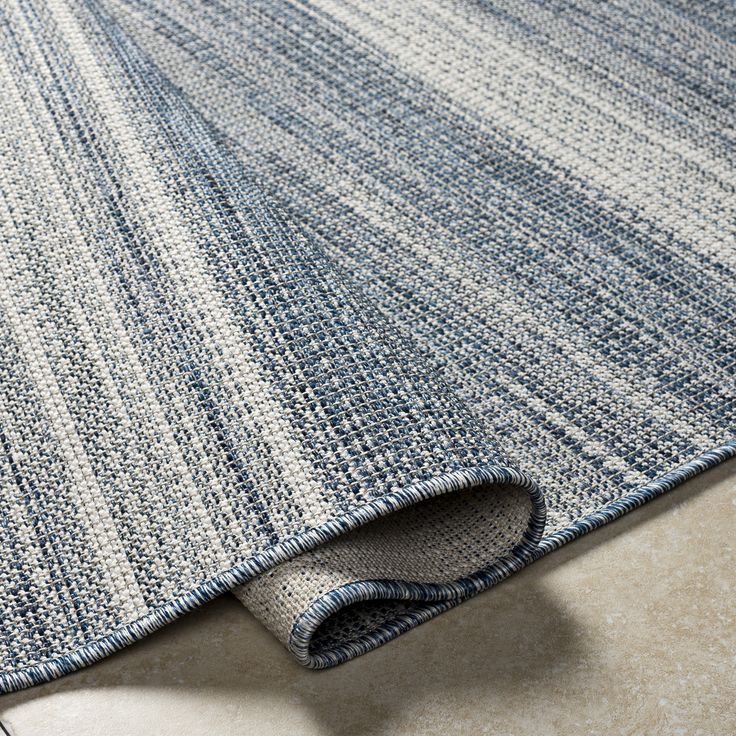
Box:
[0,0,734,693]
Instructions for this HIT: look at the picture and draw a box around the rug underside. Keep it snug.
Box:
[0,0,734,693]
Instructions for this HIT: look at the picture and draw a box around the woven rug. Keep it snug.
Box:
[1,0,734,693]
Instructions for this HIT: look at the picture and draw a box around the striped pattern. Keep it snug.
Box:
[0,0,733,692]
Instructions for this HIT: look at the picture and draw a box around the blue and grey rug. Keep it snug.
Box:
[0,0,734,692]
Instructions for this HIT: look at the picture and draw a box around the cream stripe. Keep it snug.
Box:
[8,0,244,577]
[311,0,735,268]
[0,57,150,621]
[0,229,145,616]
[0,410,73,657]
[46,0,326,526]
[214,109,726,460]
[335,184,715,477]
[1,15,231,600]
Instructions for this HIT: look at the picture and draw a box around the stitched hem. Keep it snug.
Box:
[0,464,541,693]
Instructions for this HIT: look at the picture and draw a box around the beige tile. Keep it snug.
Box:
[1,459,734,736]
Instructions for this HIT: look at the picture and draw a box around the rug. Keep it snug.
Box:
[0,0,734,693]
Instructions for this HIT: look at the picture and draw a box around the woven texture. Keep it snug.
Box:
[0,0,734,692]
